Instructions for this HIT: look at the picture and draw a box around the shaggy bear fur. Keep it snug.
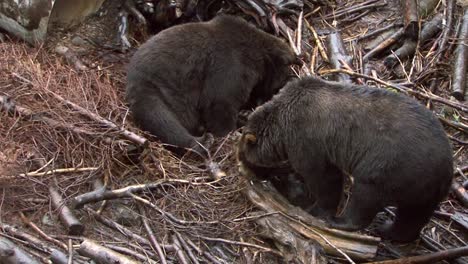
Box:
[126,15,297,155]
[237,76,453,242]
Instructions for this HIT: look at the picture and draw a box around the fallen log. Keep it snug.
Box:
[239,161,380,261]
[384,13,443,68]
[364,246,468,264]
[0,236,40,264]
[451,7,468,100]
[326,32,352,83]
[77,239,139,264]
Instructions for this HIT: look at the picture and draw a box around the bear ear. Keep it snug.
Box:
[244,133,257,144]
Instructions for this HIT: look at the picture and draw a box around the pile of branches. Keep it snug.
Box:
[0,0,468,263]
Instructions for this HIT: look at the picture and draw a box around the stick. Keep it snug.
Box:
[0,236,40,264]
[105,245,157,263]
[384,13,443,68]
[304,20,329,62]
[139,206,167,264]
[172,234,190,264]
[326,32,352,83]
[49,186,85,235]
[364,246,468,263]
[199,236,282,256]
[46,91,148,146]
[72,178,195,209]
[451,8,468,100]
[0,96,125,147]
[77,239,139,264]
[19,212,68,250]
[319,69,468,113]
[451,181,468,207]
[363,28,405,61]
[175,232,200,264]
[185,237,223,264]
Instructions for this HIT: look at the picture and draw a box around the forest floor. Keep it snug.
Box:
[0,0,467,263]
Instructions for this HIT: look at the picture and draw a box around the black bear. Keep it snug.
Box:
[237,76,453,242]
[126,15,298,155]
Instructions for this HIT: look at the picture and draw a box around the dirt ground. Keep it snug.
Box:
[0,0,467,263]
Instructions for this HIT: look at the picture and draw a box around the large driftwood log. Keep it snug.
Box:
[239,161,380,262]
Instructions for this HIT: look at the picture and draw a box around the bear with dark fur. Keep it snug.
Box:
[237,76,453,242]
[126,15,297,155]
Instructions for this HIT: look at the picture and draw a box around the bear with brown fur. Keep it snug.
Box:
[126,14,298,155]
[237,76,453,242]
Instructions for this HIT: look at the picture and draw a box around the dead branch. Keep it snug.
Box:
[319,0,385,20]
[363,28,405,61]
[451,8,468,100]
[326,32,352,82]
[54,45,88,71]
[402,0,419,41]
[47,91,148,146]
[358,23,403,42]
[319,69,468,113]
[0,223,65,256]
[185,236,223,264]
[304,19,329,62]
[0,236,40,264]
[139,206,168,264]
[49,186,85,235]
[172,234,190,264]
[451,181,468,207]
[384,13,443,68]
[199,235,282,256]
[77,239,139,264]
[0,96,125,147]
[72,178,195,209]
[106,245,157,263]
[175,232,200,264]
[19,212,68,250]
[254,212,328,263]
[364,246,468,264]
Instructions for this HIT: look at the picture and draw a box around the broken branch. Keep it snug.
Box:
[77,239,139,264]
[49,186,85,235]
[451,8,468,100]
[364,245,468,263]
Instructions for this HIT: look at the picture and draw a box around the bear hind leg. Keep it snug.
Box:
[377,204,435,242]
[131,96,212,155]
[328,182,381,231]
